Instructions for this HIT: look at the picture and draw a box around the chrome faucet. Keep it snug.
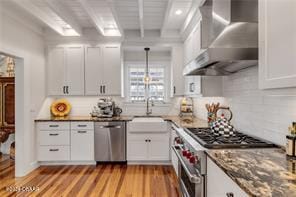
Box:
[146,97,154,116]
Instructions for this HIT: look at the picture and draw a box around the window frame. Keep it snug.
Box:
[125,61,170,103]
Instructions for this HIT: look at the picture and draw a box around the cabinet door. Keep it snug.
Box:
[207,157,248,197]
[2,82,14,127]
[259,0,296,89]
[171,46,185,96]
[192,22,201,58]
[71,129,94,161]
[102,45,121,95]
[148,134,170,161]
[127,135,148,161]
[184,34,193,65]
[65,46,84,95]
[85,46,104,95]
[47,47,66,95]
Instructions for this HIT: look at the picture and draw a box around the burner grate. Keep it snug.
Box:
[186,128,276,149]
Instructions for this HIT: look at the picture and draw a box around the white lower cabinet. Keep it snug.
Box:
[70,122,94,161]
[148,135,170,161]
[207,157,248,197]
[37,121,94,163]
[127,135,149,160]
[127,132,170,162]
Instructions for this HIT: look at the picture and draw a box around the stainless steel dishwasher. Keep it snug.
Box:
[94,122,126,162]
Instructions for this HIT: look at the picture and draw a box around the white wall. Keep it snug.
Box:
[222,66,295,146]
[37,96,182,118]
[0,1,46,176]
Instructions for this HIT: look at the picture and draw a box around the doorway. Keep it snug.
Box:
[0,54,15,169]
[0,51,25,177]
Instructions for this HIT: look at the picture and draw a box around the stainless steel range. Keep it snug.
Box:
[185,128,277,149]
[172,126,277,197]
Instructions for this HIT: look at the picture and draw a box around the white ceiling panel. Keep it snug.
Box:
[113,0,140,30]
[166,0,192,29]
[143,0,168,30]
[62,0,94,28]
[14,0,195,37]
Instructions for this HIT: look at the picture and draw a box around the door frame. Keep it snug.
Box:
[0,48,27,177]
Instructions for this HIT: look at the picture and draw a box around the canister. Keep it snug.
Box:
[286,135,295,156]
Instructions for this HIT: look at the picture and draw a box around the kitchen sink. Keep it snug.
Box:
[132,116,164,123]
[128,116,167,133]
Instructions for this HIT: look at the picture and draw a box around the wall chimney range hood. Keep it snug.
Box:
[183,0,258,76]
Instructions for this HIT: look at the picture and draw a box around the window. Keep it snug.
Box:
[126,63,167,102]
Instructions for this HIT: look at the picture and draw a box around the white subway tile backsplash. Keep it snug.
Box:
[224,67,296,145]
[193,66,295,146]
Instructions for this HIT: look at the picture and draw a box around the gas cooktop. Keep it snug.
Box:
[185,128,277,149]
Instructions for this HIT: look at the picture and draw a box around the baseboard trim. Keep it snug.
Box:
[39,161,96,166]
[128,160,172,165]
[30,161,40,169]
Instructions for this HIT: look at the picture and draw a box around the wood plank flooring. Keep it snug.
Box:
[0,154,180,197]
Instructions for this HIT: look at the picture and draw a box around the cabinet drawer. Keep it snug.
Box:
[39,130,70,146]
[38,146,70,161]
[71,122,94,130]
[38,122,70,130]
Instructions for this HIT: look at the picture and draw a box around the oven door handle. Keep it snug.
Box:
[172,146,201,184]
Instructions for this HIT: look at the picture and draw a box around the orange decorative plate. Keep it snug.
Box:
[50,99,71,117]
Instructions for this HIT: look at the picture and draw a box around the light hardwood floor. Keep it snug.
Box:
[0,154,180,197]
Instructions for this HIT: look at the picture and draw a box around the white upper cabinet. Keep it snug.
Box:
[65,46,84,95]
[102,45,121,95]
[191,22,201,59]
[259,0,296,89]
[183,21,201,66]
[85,46,104,95]
[47,46,84,96]
[171,45,185,96]
[47,47,65,96]
[48,44,122,96]
[84,45,121,96]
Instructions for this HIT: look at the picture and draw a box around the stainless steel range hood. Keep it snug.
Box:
[183,0,258,76]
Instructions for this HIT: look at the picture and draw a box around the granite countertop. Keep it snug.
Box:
[206,148,296,197]
[35,115,134,122]
[162,116,208,128]
[35,115,209,128]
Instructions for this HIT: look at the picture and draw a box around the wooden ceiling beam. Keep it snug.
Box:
[138,0,144,38]
[107,0,124,37]
[161,0,174,37]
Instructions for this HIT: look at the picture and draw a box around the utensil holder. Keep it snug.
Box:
[207,112,216,126]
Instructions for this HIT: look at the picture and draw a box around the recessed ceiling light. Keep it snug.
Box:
[175,9,183,15]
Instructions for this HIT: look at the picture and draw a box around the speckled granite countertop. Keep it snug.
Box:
[35,115,209,128]
[162,116,208,128]
[206,148,296,197]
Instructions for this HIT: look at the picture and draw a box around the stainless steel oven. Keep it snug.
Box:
[172,130,206,197]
